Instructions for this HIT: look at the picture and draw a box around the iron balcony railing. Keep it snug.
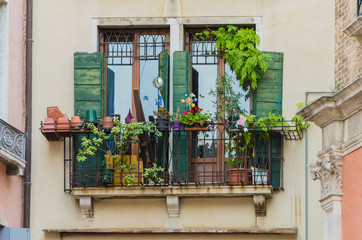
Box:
[0,119,25,160]
[55,121,300,192]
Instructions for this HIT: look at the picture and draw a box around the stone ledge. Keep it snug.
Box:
[0,147,25,176]
[298,77,362,128]
[343,16,362,45]
[71,185,273,199]
[43,227,297,235]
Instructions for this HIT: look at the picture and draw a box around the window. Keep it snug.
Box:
[99,29,170,120]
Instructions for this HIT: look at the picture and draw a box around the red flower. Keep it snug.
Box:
[190,109,194,113]
[195,106,200,111]
[200,108,203,111]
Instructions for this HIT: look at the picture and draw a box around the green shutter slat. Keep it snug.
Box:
[74,52,105,118]
[172,51,191,182]
[74,52,105,185]
[252,51,283,188]
[159,50,169,110]
[252,51,283,116]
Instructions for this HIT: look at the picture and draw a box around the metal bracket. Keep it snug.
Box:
[253,195,266,217]
[79,197,93,218]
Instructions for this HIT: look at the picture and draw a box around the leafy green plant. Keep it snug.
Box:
[196,25,272,90]
[179,107,212,126]
[209,73,246,121]
[77,118,162,187]
[144,163,165,185]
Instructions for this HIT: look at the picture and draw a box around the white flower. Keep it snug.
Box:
[236,115,248,132]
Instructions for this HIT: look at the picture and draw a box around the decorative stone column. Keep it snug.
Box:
[309,147,343,240]
[298,77,362,240]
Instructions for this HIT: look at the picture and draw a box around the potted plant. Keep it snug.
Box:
[209,73,245,127]
[180,107,212,130]
[226,130,254,185]
[153,107,170,132]
[170,107,181,131]
[77,118,162,186]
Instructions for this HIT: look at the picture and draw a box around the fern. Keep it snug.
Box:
[197,26,272,90]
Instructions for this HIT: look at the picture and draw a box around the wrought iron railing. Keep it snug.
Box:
[54,121,299,192]
[0,119,25,160]
[358,0,362,16]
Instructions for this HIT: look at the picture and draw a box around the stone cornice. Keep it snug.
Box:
[343,16,362,45]
[298,77,362,128]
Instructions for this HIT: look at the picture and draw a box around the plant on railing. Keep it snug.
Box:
[77,118,162,187]
[196,25,272,90]
[144,163,165,185]
[209,73,246,122]
[180,107,212,126]
[179,93,212,127]
[227,112,309,162]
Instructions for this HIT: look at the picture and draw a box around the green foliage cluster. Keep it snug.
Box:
[179,110,212,126]
[144,163,165,185]
[76,118,163,187]
[209,73,246,120]
[226,112,310,167]
[196,25,272,90]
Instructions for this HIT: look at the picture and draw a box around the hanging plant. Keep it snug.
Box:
[196,25,272,90]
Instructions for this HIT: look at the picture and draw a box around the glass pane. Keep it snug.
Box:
[139,34,166,120]
[140,59,159,120]
[107,65,133,120]
[225,64,250,114]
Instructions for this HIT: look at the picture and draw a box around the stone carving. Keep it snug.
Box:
[0,119,25,160]
[309,147,343,199]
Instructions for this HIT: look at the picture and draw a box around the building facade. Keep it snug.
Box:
[0,0,29,239]
[298,1,362,240]
[31,1,336,240]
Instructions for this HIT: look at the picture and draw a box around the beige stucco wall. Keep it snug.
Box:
[31,0,334,239]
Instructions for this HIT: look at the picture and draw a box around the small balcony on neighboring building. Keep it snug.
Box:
[0,119,25,175]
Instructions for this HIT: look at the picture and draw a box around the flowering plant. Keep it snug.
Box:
[180,107,211,126]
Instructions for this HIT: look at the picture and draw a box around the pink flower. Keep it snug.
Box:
[183,111,188,115]
[236,115,248,132]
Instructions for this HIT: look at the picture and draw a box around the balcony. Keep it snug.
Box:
[40,119,303,218]
[0,119,25,175]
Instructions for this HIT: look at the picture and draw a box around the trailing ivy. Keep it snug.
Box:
[196,25,272,90]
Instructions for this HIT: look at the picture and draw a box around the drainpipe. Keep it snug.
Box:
[304,91,332,240]
[24,0,33,229]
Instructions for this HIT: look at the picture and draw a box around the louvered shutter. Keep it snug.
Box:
[159,50,169,110]
[74,52,105,186]
[252,52,283,188]
[172,51,191,182]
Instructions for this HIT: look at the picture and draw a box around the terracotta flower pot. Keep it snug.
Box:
[70,116,82,129]
[56,117,70,132]
[228,168,251,185]
[103,116,113,129]
[43,118,55,132]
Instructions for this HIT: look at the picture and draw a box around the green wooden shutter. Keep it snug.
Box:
[159,50,169,110]
[74,52,105,186]
[252,52,283,116]
[252,52,283,188]
[172,51,191,182]
[74,52,105,119]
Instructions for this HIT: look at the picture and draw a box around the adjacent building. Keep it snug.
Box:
[298,1,362,240]
[0,0,29,239]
